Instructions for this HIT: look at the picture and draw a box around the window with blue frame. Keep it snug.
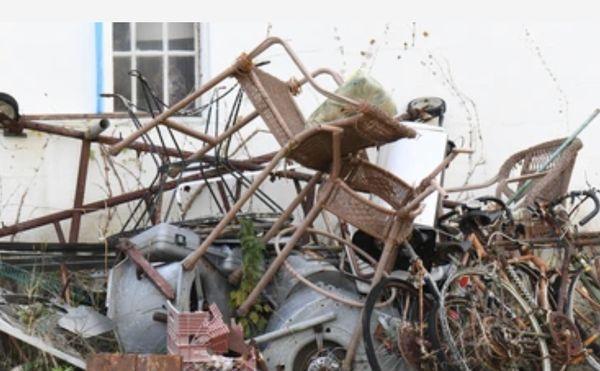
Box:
[112,22,200,112]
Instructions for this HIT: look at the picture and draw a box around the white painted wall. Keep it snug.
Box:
[205,21,600,187]
[0,22,98,113]
[1,21,599,243]
[205,21,600,228]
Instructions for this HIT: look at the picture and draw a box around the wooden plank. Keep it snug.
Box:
[87,353,136,371]
[87,354,182,371]
[137,354,182,371]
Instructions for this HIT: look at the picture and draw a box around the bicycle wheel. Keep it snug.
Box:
[567,255,600,370]
[362,276,435,371]
[438,266,551,371]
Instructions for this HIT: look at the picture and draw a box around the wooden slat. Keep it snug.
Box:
[87,353,182,371]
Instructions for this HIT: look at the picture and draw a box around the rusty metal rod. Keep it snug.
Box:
[0,167,253,239]
[228,171,322,284]
[236,195,327,317]
[167,111,259,177]
[18,119,193,158]
[162,118,216,144]
[15,119,270,170]
[236,129,343,316]
[53,222,66,244]
[22,112,152,121]
[181,147,290,271]
[68,140,91,243]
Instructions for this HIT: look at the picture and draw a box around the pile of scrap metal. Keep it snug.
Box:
[1,36,599,371]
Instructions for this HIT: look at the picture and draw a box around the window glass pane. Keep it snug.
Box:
[169,56,195,106]
[168,23,194,51]
[113,56,132,111]
[136,22,163,51]
[136,57,164,111]
[113,23,131,51]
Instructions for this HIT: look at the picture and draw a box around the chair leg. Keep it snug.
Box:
[236,129,342,316]
[261,172,322,245]
[343,307,365,371]
[236,193,327,317]
[342,219,403,370]
[227,172,322,285]
[181,147,289,271]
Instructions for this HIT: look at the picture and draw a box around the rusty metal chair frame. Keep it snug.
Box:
[446,137,582,207]
[107,36,470,369]
[157,38,418,302]
[103,36,418,269]
[109,33,465,324]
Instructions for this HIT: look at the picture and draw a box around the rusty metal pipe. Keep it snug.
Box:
[0,167,249,239]
[261,172,322,244]
[16,119,270,170]
[181,147,289,271]
[19,119,193,158]
[236,128,344,316]
[68,140,91,243]
[84,118,110,140]
[162,118,216,144]
[167,111,259,177]
[22,112,151,121]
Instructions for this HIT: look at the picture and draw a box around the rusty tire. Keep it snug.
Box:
[567,264,600,370]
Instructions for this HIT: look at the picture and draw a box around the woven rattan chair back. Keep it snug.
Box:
[323,158,416,243]
[232,45,420,245]
[236,68,339,171]
[495,137,582,205]
[236,65,416,172]
[236,68,306,145]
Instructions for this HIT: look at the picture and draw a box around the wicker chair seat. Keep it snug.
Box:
[321,158,415,243]
[237,68,415,172]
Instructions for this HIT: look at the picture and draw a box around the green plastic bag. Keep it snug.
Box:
[307,70,398,125]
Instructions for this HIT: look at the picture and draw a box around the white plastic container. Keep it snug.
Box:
[376,122,448,227]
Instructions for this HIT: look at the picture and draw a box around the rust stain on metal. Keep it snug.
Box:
[117,239,176,300]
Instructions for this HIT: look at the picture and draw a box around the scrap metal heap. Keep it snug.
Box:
[1,36,600,371]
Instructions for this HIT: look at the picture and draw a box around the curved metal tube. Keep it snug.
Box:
[247,37,358,107]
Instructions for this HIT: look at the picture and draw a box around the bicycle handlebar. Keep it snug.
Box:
[548,189,600,227]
